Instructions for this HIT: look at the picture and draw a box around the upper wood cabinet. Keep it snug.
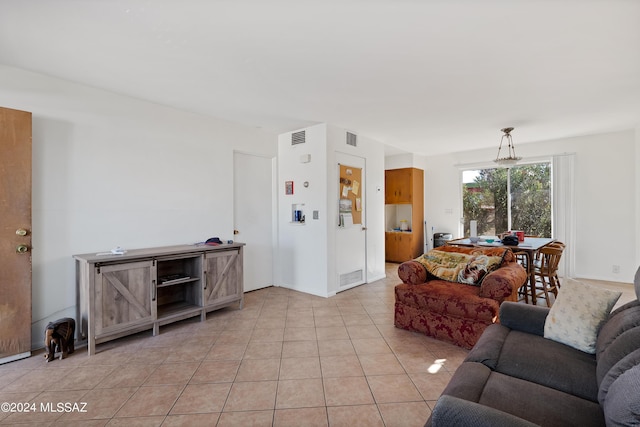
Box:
[385,168,415,204]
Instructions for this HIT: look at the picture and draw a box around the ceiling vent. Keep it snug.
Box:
[292,130,306,145]
[346,132,357,147]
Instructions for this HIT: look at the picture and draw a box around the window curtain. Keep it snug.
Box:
[552,153,576,278]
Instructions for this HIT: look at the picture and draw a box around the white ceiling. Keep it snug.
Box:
[1,0,639,156]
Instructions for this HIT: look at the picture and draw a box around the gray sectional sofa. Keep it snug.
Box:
[427,268,640,427]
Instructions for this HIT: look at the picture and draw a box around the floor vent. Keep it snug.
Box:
[339,269,363,287]
[292,130,306,145]
[346,132,357,147]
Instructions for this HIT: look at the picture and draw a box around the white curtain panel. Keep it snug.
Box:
[552,153,576,278]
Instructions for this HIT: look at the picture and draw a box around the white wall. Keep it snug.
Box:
[277,124,386,297]
[277,124,329,296]
[0,66,277,348]
[423,130,638,283]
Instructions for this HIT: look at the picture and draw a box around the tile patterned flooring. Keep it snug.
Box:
[0,264,635,426]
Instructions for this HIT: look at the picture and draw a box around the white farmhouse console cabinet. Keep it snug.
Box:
[74,243,244,355]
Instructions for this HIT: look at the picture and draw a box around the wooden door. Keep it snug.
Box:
[0,107,32,364]
[94,260,156,337]
[203,249,243,310]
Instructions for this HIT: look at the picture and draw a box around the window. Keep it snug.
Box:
[462,163,551,237]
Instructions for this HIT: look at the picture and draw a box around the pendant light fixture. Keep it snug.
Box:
[494,127,521,166]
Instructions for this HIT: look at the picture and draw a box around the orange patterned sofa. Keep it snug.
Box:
[394,245,527,349]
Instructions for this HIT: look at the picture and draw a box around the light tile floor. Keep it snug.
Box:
[0,264,635,426]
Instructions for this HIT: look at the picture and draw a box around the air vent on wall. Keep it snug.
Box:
[292,130,306,145]
[339,269,363,287]
[346,132,357,147]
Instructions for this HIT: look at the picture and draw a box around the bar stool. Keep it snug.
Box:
[533,245,564,306]
[514,250,532,303]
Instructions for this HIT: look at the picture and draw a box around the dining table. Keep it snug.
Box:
[445,237,556,304]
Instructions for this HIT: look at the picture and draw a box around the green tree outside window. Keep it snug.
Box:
[462,163,551,238]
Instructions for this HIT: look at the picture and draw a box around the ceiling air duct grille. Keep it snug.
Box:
[346,132,357,147]
[292,130,306,145]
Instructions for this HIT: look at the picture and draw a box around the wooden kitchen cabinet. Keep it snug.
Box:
[385,168,415,203]
[75,243,244,355]
[385,168,424,262]
[385,232,416,263]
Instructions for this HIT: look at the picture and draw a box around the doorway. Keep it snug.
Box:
[233,152,275,292]
[335,152,367,291]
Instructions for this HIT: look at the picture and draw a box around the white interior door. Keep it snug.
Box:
[336,152,366,291]
[233,152,275,292]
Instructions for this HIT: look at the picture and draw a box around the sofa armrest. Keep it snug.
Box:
[398,260,427,285]
[430,395,540,427]
[499,301,550,336]
[479,262,527,302]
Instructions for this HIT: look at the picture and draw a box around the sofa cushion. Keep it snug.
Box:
[602,362,640,426]
[544,279,621,354]
[430,395,539,427]
[479,370,605,427]
[415,247,508,286]
[466,325,599,402]
[441,361,605,427]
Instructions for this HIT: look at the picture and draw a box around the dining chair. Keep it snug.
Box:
[532,245,564,306]
[514,250,532,303]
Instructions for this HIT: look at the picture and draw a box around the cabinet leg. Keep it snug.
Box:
[153,324,159,336]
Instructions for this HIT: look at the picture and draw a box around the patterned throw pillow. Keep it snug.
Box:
[544,279,621,354]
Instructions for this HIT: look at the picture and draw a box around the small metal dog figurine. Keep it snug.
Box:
[44,318,75,362]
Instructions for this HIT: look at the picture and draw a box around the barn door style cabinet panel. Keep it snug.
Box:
[75,243,244,355]
[203,249,244,312]
[93,260,156,339]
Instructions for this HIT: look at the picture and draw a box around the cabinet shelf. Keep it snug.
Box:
[157,301,202,320]
[157,277,199,288]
